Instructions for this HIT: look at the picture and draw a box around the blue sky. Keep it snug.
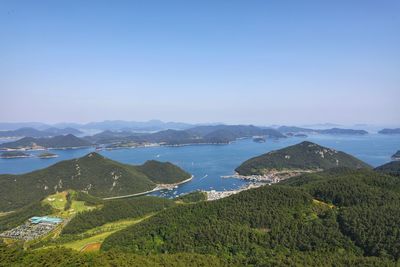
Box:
[0,0,399,125]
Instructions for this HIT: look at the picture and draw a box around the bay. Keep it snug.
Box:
[0,134,399,198]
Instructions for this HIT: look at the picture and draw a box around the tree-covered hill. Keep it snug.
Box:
[281,168,400,259]
[0,202,54,232]
[0,153,190,212]
[61,196,176,235]
[0,134,91,149]
[99,168,400,264]
[137,160,191,184]
[102,186,356,260]
[176,191,207,203]
[235,141,371,175]
[2,167,399,265]
[375,161,400,176]
[2,240,395,267]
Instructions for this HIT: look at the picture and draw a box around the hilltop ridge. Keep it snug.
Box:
[235,141,371,176]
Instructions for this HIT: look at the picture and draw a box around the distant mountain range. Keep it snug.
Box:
[2,122,399,151]
[0,127,82,138]
[0,120,197,131]
[0,152,191,211]
[235,141,371,176]
[2,120,398,135]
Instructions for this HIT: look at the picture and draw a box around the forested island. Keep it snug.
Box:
[0,151,31,159]
[235,141,370,177]
[379,128,400,134]
[85,125,286,147]
[37,152,59,159]
[277,126,368,135]
[0,134,91,150]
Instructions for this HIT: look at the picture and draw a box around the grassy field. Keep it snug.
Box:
[42,191,98,219]
[42,191,68,211]
[48,216,151,252]
[0,211,15,217]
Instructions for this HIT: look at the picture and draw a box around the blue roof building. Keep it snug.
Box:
[29,216,62,224]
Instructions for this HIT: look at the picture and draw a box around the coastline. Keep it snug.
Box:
[0,146,92,152]
[222,169,320,183]
[102,175,194,200]
[0,155,32,159]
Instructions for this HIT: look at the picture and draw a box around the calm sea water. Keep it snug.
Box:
[0,134,399,197]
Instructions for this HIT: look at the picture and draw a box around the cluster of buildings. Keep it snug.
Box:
[206,183,266,201]
[0,216,62,241]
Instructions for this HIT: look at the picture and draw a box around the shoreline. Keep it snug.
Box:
[102,175,194,200]
[222,169,320,183]
[0,146,92,152]
[0,155,33,159]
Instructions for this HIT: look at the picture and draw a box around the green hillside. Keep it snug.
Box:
[235,141,371,175]
[281,168,400,259]
[100,168,400,264]
[375,161,400,176]
[137,160,191,184]
[0,153,190,212]
[2,166,399,265]
[1,144,398,266]
[102,186,353,257]
[0,202,54,232]
[176,191,207,203]
[61,196,176,235]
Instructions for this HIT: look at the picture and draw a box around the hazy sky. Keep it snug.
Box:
[1,0,399,125]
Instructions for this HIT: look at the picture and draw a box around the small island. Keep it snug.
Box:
[253,136,266,143]
[38,152,59,159]
[0,151,31,159]
[378,128,400,135]
[294,133,308,138]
